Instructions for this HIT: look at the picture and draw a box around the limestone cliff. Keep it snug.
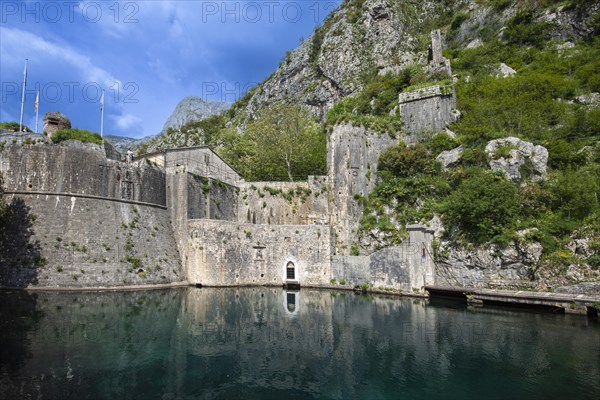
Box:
[243,0,452,120]
[161,96,229,134]
[237,0,598,121]
[107,97,229,154]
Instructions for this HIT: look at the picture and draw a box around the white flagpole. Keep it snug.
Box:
[35,90,39,133]
[100,90,105,137]
[19,58,28,132]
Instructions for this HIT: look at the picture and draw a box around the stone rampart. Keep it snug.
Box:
[327,124,397,255]
[398,85,456,137]
[1,142,166,206]
[186,220,332,287]
[332,225,435,293]
[1,127,437,292]
[0,193,184,288]
[238,177,329,226]
[164,146,240,187]
[187,173,239,221]
[0,143,183,288]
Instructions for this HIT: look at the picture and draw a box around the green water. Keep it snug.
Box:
[0,287,598,399]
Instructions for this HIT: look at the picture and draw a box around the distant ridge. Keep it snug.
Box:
[160,96,229,135]
[105,96,229,153]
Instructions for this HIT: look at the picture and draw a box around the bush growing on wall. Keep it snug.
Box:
[51,129,103,145]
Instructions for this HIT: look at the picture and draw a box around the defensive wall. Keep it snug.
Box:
[0,141,184,288]
[168,123,435,293]
[0,77,457,291]
[398,84,457,139]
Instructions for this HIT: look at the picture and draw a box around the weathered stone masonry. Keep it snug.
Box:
[1,119,443,291]
[163,127,436,292]
[0,128,438,291]
[0,141,183,288]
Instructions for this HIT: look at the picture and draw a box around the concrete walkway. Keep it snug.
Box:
[425,285,600,316]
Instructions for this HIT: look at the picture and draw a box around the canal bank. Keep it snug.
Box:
[426,285,600,317]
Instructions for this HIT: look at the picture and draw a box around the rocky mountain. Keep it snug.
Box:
[234,0,598,121]
[160,96,229,134]
[104,134,155,154]
[105,97,229,154]
[212,0,600,290]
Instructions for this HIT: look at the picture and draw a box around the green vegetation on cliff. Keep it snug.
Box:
[357,2,599,275]
[325,66,452,135]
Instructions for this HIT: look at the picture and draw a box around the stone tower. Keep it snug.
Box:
[43,112,71,137]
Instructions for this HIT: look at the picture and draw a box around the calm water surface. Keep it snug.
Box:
[0,287,598,399]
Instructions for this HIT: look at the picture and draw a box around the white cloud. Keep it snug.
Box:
[113,113,141,130]
[0,27,121,89]
[148,58,181,86]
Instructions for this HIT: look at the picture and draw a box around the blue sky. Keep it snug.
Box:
[0,0,342,138]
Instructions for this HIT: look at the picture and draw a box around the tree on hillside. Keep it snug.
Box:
[245,103,326,181]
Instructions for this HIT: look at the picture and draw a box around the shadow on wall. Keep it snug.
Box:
[0,198,41,287]
[0,290,39,376]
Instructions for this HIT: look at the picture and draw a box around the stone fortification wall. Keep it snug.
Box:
[186,220,332,287]
[328,124,397,255]
[187,173,239,221]
[398,85,456,137]
[0,194,183,288]
[332,225,435,293]
[0,143,183,288]
[1,142,165,206]
[238,177,330,226]
[164,147,240,187]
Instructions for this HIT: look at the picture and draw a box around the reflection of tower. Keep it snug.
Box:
[283,290,300,316]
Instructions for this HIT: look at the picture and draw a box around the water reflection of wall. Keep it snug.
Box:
[176,288,600,399]
[177,288,336,395]
[0,289,185,399]
[2,288,598,399]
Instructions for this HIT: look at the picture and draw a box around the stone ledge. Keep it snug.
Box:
[426,285,600,307]
[5,190,167,209]
[398,85,454,104]
[2,281,190,292]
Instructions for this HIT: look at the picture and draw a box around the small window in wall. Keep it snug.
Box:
[286,261,295,280]
[204,154,210,165]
